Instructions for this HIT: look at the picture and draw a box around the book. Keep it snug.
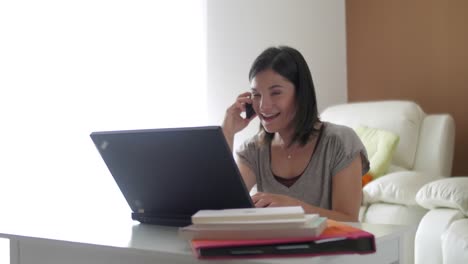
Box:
[179,216,326,240]
[190,214,319,229]
[191,206,305,224]
[190,220,376,259]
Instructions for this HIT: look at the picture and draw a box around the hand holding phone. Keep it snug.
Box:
[245,103,255,119]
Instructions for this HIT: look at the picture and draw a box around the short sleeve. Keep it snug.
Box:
[329,126,370,177]
[235,137,259,173]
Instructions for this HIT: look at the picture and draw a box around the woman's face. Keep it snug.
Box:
[250,69,296,134]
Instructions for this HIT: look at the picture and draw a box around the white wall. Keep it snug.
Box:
[206,0,348,151]
[0,0,207,220]
[0,0,346,219]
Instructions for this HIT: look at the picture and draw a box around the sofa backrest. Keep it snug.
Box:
[320,100,425,170]
[413,114,455,176]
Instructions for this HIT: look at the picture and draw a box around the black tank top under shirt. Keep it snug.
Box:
[273,127,324,188]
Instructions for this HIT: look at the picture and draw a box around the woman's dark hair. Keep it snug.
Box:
[249,46,320,147]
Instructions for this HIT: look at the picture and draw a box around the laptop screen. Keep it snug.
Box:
[90,126,254,226]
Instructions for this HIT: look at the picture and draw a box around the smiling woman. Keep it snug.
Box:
[222,46,370,222]
[0,0,207,220]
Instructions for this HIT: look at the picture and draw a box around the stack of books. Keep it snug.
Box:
[179,206,326,240]
[179,206,376,259]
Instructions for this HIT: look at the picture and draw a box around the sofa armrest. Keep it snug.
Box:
[363,171,441,206]
[416,177,468,216]
[413,114,455,176]
[441,219,468,264]
[415,209,464,264]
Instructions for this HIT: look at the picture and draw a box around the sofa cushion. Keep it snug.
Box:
[320,100,425,170]
[355,125,399,179]
[416,177,468,216]
[363,171,440,206]
[364,203,427,225]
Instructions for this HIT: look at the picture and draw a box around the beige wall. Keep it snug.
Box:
[346,0,468,175]
[206,0,347,151]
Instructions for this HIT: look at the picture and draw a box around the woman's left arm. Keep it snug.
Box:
[327,154,363,221]
[252,155,363,222]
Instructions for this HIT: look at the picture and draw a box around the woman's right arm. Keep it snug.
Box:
[237,161,257,192]
[222,92,255,150]
[222,92,257,191]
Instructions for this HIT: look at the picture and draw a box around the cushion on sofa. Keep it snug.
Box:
[363,171,441,206]
[364,203,428,225]
[355,125,399,180]
[416,177,468,216]
[320,100,425,170]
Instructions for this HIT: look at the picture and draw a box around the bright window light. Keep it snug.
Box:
[0,0,207,219]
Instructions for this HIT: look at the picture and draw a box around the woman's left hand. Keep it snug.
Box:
[251,192,302,208]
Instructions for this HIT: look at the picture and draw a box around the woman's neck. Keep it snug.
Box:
[274,131,296,149]
[273,121,323,148]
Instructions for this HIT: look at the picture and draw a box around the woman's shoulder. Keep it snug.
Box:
[237,133,265,153]
[321,121,357,140]
[320,121,365,151]
[244,133,262,145]
[320,122,370,174]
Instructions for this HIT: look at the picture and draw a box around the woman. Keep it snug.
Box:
[222,46,369,222]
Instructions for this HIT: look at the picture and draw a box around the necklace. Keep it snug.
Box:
[277,138,296,160]
[279,143,293,159]
[284,146,294,159]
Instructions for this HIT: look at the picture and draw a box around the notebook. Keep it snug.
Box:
[90,126,254,226]
[190,220,376,259]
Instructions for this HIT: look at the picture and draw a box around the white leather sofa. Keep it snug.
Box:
[320,100,455,264]
[321,100,455,224]
[415,177,468,264]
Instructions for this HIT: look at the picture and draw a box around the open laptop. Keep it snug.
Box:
[90,126,254,226]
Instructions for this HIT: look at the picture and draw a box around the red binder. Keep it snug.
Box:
[190,220,376,259]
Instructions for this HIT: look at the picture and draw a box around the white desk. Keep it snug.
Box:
[0,216,409,264]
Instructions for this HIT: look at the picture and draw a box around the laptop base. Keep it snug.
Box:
[131,213,192,227]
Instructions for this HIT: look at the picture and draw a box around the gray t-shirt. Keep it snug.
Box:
[236,122,370,210]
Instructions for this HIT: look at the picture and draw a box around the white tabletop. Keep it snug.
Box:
[0,212,411,264]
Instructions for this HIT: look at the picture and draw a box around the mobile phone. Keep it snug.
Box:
[245,103,255,119]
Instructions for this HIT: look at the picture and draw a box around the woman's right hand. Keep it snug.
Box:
[222,92,256,143]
